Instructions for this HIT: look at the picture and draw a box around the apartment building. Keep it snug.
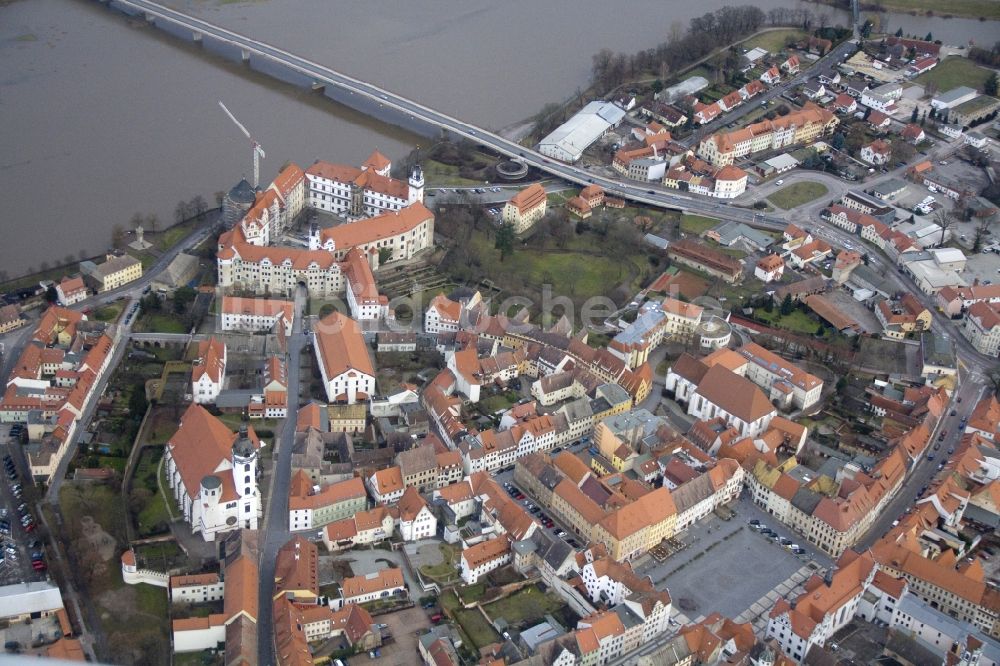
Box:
[191,337,226,405]
[963,302,1000,357]
[397,487,437,541]
[502,183,548,234]
[287,471,368,532]
[340,568,406,606]
[461,537,512,584]
[696,104,838,167]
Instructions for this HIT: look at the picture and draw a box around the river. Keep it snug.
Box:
[1,0,997,277]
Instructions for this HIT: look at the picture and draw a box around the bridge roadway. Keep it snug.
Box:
[108,0,801,229]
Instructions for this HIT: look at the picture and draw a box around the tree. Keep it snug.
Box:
[830,132,846,151]
[924,32,933,42]
[891,140,916,165]
[911,106,919,123]
[45,285,58,303]
[172,286,196,314]
[985,72,999,97]
[146,213,160,234]
[934,209,956,246]
[780,294,794,316]
[191,195,208,217]
[378,247,393,265]
[494,222,515,262]
[111,224,126,250]
[815,323,825,336]
[973,214,993,253]
[836,376,848,394]
[895,28,904,37]
[763,295,774,313]
[174,200,190,225]
[214,190,226,207]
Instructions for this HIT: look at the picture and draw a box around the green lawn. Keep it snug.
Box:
[462,228,643,301]
[420,544,460,581]
[482,587,565,627]
[454,608,499,649]
[915,57,996,92]
[679,214,719,235]
[768,182,829,210]
[754,308,819,335]
[93,303,124,322]
[742,28,807,54]
[875,0,1000,19]
[136,312,188,334]
[423,159,484,187]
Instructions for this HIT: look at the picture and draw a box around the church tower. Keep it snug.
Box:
[408,164,425,205]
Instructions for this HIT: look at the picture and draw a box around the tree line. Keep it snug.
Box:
[589,6,829,92]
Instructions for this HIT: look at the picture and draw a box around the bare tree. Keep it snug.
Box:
[111,224,127,250]
[934,209,957,246]
[191,195,207,217]
[174,201,190,225]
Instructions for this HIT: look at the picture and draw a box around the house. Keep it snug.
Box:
[802,81,826,100]
[0,305,25,335]
[900,123,925,144]
[502,183,547,234]
[191,337,226,405]
[939,123,963,139]
[780,55,800,74]
[367,466,405,505]
[907,56,938,76]
[787,239,833,269]
[861,140,892,166]
[868,110,892,131]
[963,302,1000,357]
[313,311,375,404]
[755,254,785,283]
[693,101,722,125]
[965,131,989,149]
[834,93,857,114]
[397,486,437,541]
[760,67,781,86]
[875,294,932,339]
[951,95,1000,128]
[55,277,88,306]
[164,405,261,541]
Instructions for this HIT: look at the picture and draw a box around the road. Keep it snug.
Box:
[256,284,306,665]
[104,0,862,225]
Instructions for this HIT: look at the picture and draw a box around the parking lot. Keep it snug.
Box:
[635,495,830,627]
[1,431,48,587]
[374,604,432,666]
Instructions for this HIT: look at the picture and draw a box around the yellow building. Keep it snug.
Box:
[81,254,143,292]
[502,183,548,234]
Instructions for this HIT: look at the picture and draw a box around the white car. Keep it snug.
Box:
[775,179,784,186]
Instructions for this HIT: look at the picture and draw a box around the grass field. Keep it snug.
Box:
[135,312,188,334]
[915,57,995,92]
[876,0,1000,19]
[768,182,829,210]
[423,159,485,187]
[460,226,645,301]
[93,303,124,322]
[753,307,820,335]
[420,544,460,582]
[482,587,566,628]
[679,214,719,235]
[742,28,807,54]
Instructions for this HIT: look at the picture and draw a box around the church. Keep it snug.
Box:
[164,404,263,541]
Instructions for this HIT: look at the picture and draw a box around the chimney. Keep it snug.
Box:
[824,569,834,587]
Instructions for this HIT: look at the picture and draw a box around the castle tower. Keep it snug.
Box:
[232,423,258,500]
[408,164,425,205]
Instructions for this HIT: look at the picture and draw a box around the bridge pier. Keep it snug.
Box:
[241,48,251,63]
[144,11,154,23]
[192,31,202,43]
[311,82,325,92]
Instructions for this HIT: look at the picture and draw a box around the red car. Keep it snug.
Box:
[32,561,47,572]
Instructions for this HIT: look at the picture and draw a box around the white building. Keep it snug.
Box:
[312,311,375,404]
[931,86,978,111]
[963,302,1000,357]
[55,277,88,307]
[367,466,405,505]
[460,537,512,584]
[538,101,627,163]
[164,405,262,541]
[687,365,776,438]
[397,487,437,541]
[191,337,226,405]
[220,296,293,332]
[305,151,423,218]
[340,568,406,606]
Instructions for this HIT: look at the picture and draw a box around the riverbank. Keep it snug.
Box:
[805,0,1000,21]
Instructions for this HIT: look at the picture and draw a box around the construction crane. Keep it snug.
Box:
[218,100,265,189]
